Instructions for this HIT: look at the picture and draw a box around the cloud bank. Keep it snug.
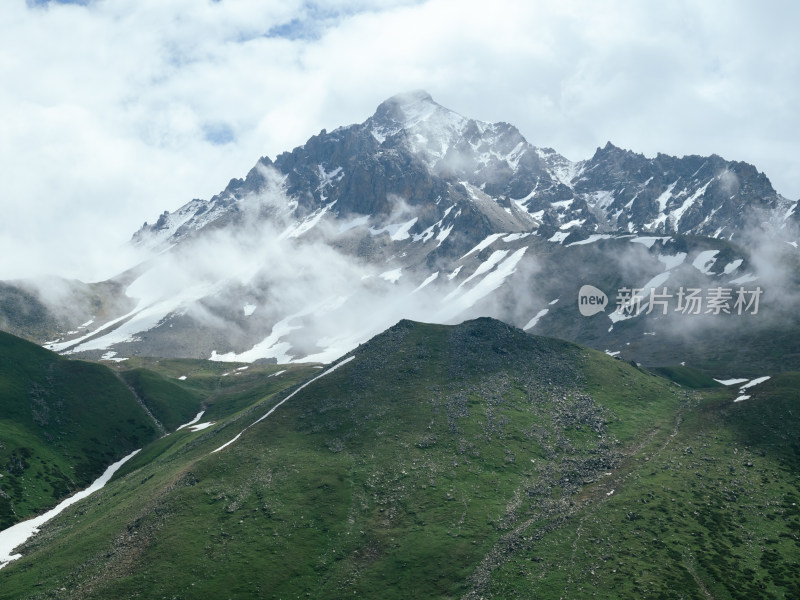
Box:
[2,0,798,280]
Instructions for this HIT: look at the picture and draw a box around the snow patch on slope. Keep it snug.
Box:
[692,250,719,274]
[630,236,670,248]
[379,268,403,283]
[212,356,356,454]
[281,201,337,239]
[671,179,712,229]
[523,308,548,330]
[370,217,418,241]
[461,233,505,259]
[658,253,687,270]
[412,272,439,293]
[0,450,140,570]
[210,297,348,364]
[438,247,528,322]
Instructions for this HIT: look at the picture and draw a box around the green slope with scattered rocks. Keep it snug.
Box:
[1,319,797,599]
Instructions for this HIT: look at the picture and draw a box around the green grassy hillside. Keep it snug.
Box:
[480,376,800,599]
[650,365,725,389]
[1,319,797,599]
[118,368,205,432]
[0,331,160,529]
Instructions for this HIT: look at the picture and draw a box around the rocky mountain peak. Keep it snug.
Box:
[371,89,438,125]
[367,90,469,149]
[128,92,798,257]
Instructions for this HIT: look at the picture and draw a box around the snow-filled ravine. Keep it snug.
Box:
[0,449,140,570]
[0,408,220,570]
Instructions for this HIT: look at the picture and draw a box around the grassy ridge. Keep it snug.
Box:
[0,320,797,599]
[0,331,160,529]
[0,320,680,598]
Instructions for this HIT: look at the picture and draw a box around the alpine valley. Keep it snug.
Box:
[0,92,798,599]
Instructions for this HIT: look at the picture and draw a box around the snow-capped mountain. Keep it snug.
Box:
[132,90,797,252]
[4,91,800,370]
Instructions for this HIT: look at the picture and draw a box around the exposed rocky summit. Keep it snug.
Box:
[132,90,797,254]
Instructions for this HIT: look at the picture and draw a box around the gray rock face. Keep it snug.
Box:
[570,143,793,238]
[6,92,800,370]
[132,91,797,255]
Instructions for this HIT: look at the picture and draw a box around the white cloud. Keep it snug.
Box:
[1,0,798,279]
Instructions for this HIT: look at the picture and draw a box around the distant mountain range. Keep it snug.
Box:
[1,91,798,373]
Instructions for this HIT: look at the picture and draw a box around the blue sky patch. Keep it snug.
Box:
[202,122,236,146]
[27,0,91,6]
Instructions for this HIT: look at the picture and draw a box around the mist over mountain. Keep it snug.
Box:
[134,90,799,250]
[1,91,800,598]
[2,91,799,373]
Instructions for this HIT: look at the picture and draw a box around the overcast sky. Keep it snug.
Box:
[2,0,798,281]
